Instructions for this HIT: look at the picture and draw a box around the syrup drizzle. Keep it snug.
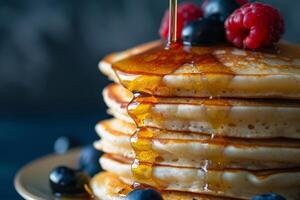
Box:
[113,0,232,194]
[127,95,232,191]
[130,0,180,189]
[167,0,178,47]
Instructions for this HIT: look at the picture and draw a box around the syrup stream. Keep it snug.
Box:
[168,0,178,45]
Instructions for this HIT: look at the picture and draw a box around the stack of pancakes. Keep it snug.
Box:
[91,41,300,200]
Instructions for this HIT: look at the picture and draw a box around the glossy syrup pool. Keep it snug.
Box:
[112,42,236,97]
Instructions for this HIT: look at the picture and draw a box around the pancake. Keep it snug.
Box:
[95,119,134,158]
[95,118,300,170]
[103,83,133,124]
[99,41,300,99]
[91,172,238,200]
[100,154,300,200]
[99,40,161,83]
[103,83,300,138]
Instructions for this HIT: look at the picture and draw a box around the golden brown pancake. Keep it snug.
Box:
[91,172,240,200]
[99,41,300,99]
[99,154,300,200]
[95,118,300,170]
[103,83,300,138]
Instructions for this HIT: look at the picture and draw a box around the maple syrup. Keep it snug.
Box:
[130,128,161,187]
[127,95,232,191]
[111,0,233,194]
[113,44,237,98]
[128,0,182,189]
[168,0,178,45]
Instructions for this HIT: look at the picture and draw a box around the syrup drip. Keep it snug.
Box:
[127,97,233,192]
[127,95,232,191]
[128,94,165,188]
[114,0,233,194]
[130,128,161,187]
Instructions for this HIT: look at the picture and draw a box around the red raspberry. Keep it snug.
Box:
[225,2,285,49]
[159,2,203,40]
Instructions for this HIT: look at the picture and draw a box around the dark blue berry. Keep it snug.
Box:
[203,0,240,22]
[49,166,90,196]
[79,145,103,176]
[182,18,225,46]
[251,193,286,200]
[125,189,163,200]
[54,136,79,154]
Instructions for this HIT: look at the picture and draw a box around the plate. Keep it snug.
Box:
[14,149,81,200]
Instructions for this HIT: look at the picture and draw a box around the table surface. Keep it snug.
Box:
[1,113,102,199]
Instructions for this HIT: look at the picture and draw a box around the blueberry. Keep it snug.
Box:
[54,136,80,154]
[203,0,240,22]
[49,166,90,196]
[125,189,163,200]
[182,18,225,46]
[251,193,286,200]
[79,145,103,176]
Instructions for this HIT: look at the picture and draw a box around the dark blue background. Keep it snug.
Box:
[0,0,299,199]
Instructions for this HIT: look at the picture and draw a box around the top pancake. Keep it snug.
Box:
[99,41,300,99]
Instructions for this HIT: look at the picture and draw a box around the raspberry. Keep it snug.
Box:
[225,2,285,49]
[159,2,203,40]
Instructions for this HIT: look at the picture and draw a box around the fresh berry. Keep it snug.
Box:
[54,136,80,154]
[159,2,203,40]
[202,0,240,22]
[251,193,286,200]
[225,2,285,49]
[49,166,90,196]
[182,18,225,46]
[79,145,103,176]
[125,188,163,200]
